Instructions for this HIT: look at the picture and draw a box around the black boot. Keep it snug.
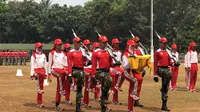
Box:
[134,100,144,107]
[161,100,170,111]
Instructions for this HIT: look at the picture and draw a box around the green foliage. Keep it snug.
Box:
[0,0,199,52]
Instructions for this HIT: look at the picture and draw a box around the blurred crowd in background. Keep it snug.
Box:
[0,50,28,66]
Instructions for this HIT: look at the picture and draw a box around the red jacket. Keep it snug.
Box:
[154,49,172,76]
[67,49,86,74]
[4,52,8,57]
[23,52,28,57]
[16,52,20,57]
[0,52,2,57]
[92,48,113,76]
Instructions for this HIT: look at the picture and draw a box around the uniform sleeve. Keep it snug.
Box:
[184,53,188,68]
[67,52,72,75]
[48,52,53,74]
[109,53,114,67]
[154,52,158,77]
[187,52,191,67]
[30,55,35,76]
[91,52,97,76]
[44,55,48,75]
[122,55,129,70]
[168,54,173,66]
[64,54,68,67]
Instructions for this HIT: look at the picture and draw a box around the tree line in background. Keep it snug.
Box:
[0,0,200,52]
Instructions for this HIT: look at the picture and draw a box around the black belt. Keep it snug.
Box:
[114,64,121,67]
[72,67,83,70]
[97,68,109,72]
[158,66,169,68]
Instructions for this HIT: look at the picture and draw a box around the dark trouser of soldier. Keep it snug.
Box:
[18,57,22,65]
[72,68,84,112]
[14,57,18,65]
[22,57,26,65]
[10,57,14,65]
[7,57,11,65]
[3,57,6,65]
[158,67,172,111]
[96,69,112,112]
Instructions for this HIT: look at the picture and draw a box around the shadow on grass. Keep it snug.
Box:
[141,106,163,112]
[24,103,75,111]
[51,101,102,111]
[120,103,162,112]
[176,87,189,92]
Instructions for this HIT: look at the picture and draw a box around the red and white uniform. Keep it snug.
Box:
[109,49,125,103]
[48,50,68,103]
[64,52,71,102]
[122,51,138,111]
[186,50,198,91]
[30,52,47,105]
[82,48,92,105]
[170,51,179,89]
[133,48,143,97]
[91,42,101,100]
[154,49,172,76]
[184,48,190,89]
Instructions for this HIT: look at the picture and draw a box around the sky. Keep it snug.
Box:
[10,0,90,6]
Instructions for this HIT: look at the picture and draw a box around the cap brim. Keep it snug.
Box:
[102,40,108,42]
[160,41,167,43]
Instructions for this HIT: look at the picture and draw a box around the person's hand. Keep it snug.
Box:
[174,62,180,67]
[68,74,73,84]
[153,76,159,82]
[48,76,52,83]
[142,70,146,77]
[31,76,35,80]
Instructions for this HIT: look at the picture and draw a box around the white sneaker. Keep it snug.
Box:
[66,100,72,105]
[59,91,66,96]
[130,94,140,100]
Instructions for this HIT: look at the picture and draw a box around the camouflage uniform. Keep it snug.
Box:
[72,68,84,112]
[96,69,112,112]
[157,67,172,109]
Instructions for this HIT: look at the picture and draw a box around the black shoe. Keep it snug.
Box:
[161,106,170,111]
[161,100,170,111]
[103,100,111,104]
[55,103,60,110]
[134,100,143,107]
[76,108,84,112]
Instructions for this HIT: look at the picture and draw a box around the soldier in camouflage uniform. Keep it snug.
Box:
[154,37,173,111]
[92,36,113,112]
[67,37,88,112]
[2,50,7,65]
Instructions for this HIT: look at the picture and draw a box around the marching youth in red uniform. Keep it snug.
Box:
[63,43,73,105]
[48,38,68,110]
[122,40,139,112]
[109,38,125,105]
[170,44,179,90]
[30,42,47,108]
[186,42,198,92]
